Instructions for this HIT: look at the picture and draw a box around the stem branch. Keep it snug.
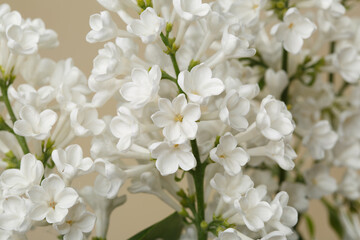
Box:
[0,82,30,154]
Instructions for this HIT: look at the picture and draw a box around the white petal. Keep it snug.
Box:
[13,120,33,137]
[55,188,78,209]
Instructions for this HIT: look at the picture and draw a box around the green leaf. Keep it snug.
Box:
[128,212,184,240]
[304,214,315,239]
[322,199,344,238]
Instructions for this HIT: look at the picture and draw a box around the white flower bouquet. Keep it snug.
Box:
[1,0,360,239]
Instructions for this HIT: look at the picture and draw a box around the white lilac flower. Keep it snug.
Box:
[256,95,295,141]
[247,140,297,170]
[317,0,345,17]
[205,25,256,68]
[150,141,196,176]
[264,69,288,100]
[210,133,249,176]
[0,153,44,196]
[6,24,40,55]
[215,228,246,240]
[19,56,56,87]
[304,164,337,199]
[115,37,138,58]
[80,186,126,238]
[90,77,123,108]
[120,65,161,109]
[13,105,57,140]
[193,11,226,61]
[24,18,59,49]
[261,231,286,240]
[219,90,250,131]
[339,211,360,240]
[96,0,134,12]
[267,191,298,236]
[70,106,105,136]
[229,187,273,231]
[271,8,316,54]
[217,0,236,12]
[251,169,278,194]
[93,158,126,199]
[151,94,201,144]
[127,7,165,44]
[338,169,360,200]
[50,58,91,109]
[302,120,338,159]
[0,3,10,22]
[338,110,360,141]
[90,41,128,82]
[281,182,309,213]
[210,172,254,203]
[28,174,78,224]
[8,84,55,110]
[54,203,96,240]
[332,141,360,169]
[52,144,93,184]
[173,0,210,22]
[0,132,23,165]
[229,0,265,25]
[0,196,31,233]
[224,80,260,100]
[110,106,139,152]
[128,170,162,195]
[127,169,183,211]
[178,64,225,104]
[86,11,119,43]
[332,46,360,83]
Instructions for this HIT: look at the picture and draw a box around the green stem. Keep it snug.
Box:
[161,70,177,82]
[0,84,30,154]
[280,49,289,103]
[278,167,286,186]
[282,48,288,73]
[328,41,335,83]
[160,32,184,94]
[1,85,18,124]
[337,82,349,96]
[170,53,180,77]
[190,139,207,240]
[279,48,289,186]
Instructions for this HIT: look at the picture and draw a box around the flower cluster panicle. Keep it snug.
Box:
[1,0,360,239]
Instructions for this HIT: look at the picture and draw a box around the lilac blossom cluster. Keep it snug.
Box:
[0,0,360,239]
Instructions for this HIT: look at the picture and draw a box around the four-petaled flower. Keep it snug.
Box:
[151,94,201,144]
[150,141,196,176]
[271,8,316,54]
[28,174,79,224]
[14,105,57,140]
[210,133,249,176]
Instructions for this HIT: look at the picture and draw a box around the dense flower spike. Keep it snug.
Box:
[1,0,360,239]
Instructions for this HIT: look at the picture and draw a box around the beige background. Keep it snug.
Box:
[3,0,340,239]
